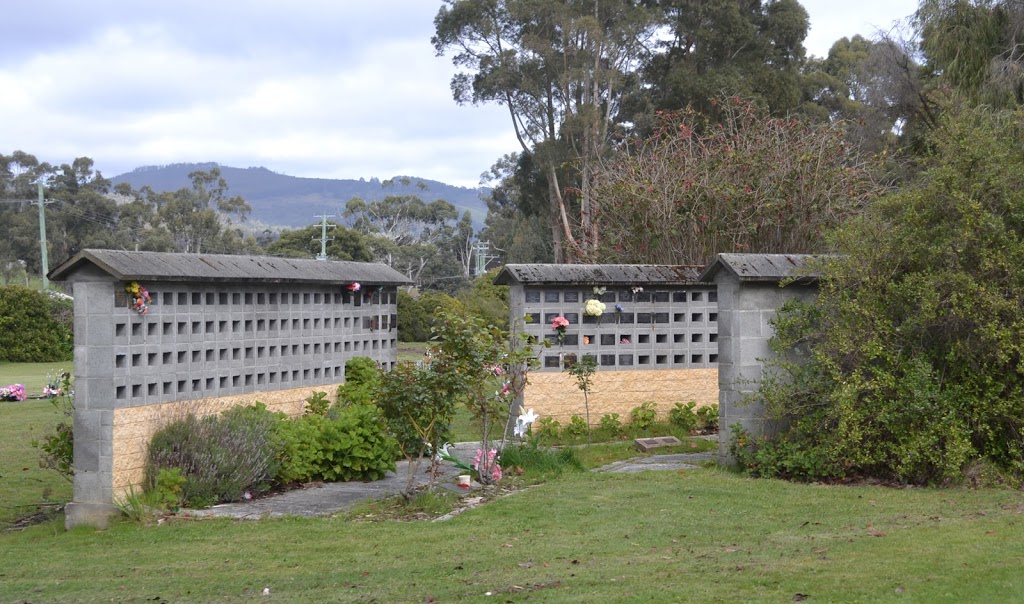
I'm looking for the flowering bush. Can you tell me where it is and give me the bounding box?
[125,281,151,315]
[584,299,606,317]
[0,383,26,401]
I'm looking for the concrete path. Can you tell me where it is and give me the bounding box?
[181,444,713,520]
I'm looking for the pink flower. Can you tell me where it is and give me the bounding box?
[346,282,361,292]
[551,316,569,330]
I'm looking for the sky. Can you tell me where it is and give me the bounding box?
[1,1,919,189]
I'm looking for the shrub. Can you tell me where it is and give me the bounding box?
[629,402,658,430]
[668,402,699,433]
[696,404,719,432]
[32,371,74,480]
[146,404,280,508]
[748,106,1024,484]
[0,285,73,361]
[305,391,330,416]
[275,404,397,484]
[563,415,589,438]
[599,413,622,435]
[375,362,454,462]
[533,417,561,442]
[336,357,380,407]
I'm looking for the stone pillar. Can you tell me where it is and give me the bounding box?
[64,270,119,529]
[714,274,817,463]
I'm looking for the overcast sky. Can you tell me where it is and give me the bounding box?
[1,1,919,189]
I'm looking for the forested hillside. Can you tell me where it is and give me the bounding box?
[111,163,488,228]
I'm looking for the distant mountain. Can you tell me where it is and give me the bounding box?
[110,163,490,229]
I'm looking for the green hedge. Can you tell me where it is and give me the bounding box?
[0,286,73,362]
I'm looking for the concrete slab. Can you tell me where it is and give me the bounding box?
[633,436,683,452]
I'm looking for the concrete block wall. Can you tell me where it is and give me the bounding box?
[713,276,817,461]
[64,275,399,528]
[512,284,719,371]
[110,284,398,406]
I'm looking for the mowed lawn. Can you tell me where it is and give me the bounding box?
[0,362,74,528]
[1,471,1023,602]
[2,361,1024,602]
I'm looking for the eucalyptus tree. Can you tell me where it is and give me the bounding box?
[916,0,1024,107]
[433,0,661,262]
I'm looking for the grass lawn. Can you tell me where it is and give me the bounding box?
[2,361,1022,601]
[396,340,431,364]
[1,470,1022,602]
[0,398,72,528]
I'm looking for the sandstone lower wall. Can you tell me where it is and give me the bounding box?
[111,385,335,500]
[523,368,718,424]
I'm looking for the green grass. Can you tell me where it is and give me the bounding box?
[0,398,72,528]
[1,471,1023,602]
[2,362,1023,601]
[0,361,71,395]
[396,340,431,364]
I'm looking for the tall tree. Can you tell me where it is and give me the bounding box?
[154,167,252,253]
[434,0,660,261]
[478,152,553,264]
[917,0,1024,106]
[624,0,810,130]
[264,222,374,261]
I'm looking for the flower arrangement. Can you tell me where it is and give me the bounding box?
[473,448,502,482]
[125,281,151,315]
[592,286,607,296]
[0,384,26,402]
[345,282,361,292]
[631,286,644,295]
[551,315,569,343]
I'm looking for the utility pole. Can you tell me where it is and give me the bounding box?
[312,214,335,261]
[37,182,51,290]
[473,240,500,276]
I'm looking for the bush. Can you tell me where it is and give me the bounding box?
[375,362,453,461]
[599,413,622,435]
[397,290,461,342]
[274,403,397,484]
[629,402,658,430]
[748,106,1024,484]
[336,357,380,406]
[563,415,589,438]
[696,404,719,432]
[0,285,73,361]
[146,404,280,508]
[533,417,561,442]
[668,402,699,433]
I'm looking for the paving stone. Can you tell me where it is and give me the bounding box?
[633,436,683,452]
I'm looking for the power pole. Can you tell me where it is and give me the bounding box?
[313,214,335,261]
[37,182,51,290]
[473,240,500,276]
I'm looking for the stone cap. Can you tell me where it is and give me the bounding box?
[493,263,705,286]
[48,249,412,286]
[698,253,824,283]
